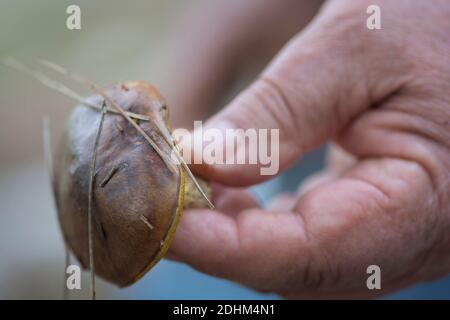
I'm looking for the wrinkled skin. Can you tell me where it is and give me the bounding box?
[168,0,450,298]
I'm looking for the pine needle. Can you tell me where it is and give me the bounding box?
[151,108,214,209]
[42,117,71,300]
[1,57,149,121]
[38,59,213,208]
[38,59,177,173]
[87,102,107,300]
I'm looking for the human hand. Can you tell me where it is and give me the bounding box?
[169,0,450,298]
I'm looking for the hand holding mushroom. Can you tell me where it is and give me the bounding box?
[167,0,450,298]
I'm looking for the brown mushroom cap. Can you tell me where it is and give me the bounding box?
[54,81,184,287]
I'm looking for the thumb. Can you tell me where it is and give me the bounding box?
[181,8,399,186]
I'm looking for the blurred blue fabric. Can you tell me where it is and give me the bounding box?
[125,146,450,299]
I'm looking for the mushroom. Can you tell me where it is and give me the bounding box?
[53,81,211,287]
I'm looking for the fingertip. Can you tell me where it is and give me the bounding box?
[169,207,240,276]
